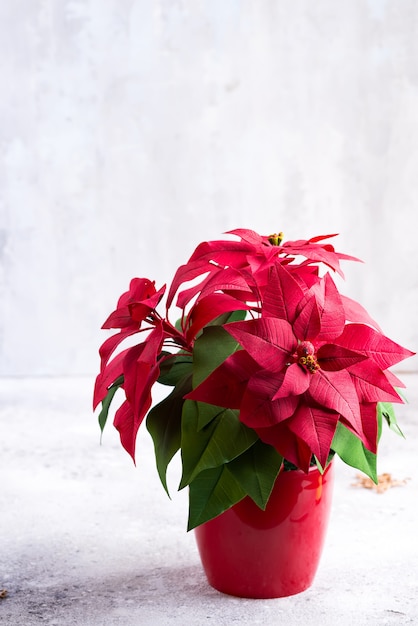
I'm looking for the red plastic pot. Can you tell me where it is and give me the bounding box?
[194,462,334,598]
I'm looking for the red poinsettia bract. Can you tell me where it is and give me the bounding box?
[187,262,413,471]
[94,230,414,474]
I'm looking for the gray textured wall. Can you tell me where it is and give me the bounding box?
[1,1,417,376]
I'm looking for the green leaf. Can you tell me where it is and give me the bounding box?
[332,421,378,483]
[187,440,283,529]
[157,352,193,386]
[378,402,405,438]
[227,439,283,509]
[313,452,335,474]
[226,310,248,323]
[98,375,124,434]
[179,400,258,489]
[190,322,245,430]
[192,325,240,387]
[208,309,248,327]
[146,375,192,495]
[187,464,246,530]
[195,401,223,430]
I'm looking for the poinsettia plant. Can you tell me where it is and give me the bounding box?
[94,229,414,530]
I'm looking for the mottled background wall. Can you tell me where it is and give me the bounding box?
[1,0,417,376]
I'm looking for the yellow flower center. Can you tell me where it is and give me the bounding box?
[296,341,320,374]
[298,354,320,373]
[268,232,284,246]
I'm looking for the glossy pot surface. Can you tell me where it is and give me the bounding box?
[194,463,334,598]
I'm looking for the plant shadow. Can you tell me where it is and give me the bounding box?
[4,562,226,625]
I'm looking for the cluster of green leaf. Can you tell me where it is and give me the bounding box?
[330,400,404,484]
[98,327,405,531]
[146,324,283,530]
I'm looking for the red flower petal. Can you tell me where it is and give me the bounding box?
[288,403,339,469]
[348,360,404,403]
[114,324,164,461]
[256,419,313,472]
[225,318,296,373]
[317,343,368,371]
[339,402,378,454]
[102,278,163,329]
[293,294,321,341]
[340,295,382,330]
[239,372,299,428]
[93,347,130,409]
[98,328,139,372]
[308,369,361,427]
[262,262,304,323]
[186,350,260,409]
[334,324,415,369]
[113,401,136,462]
[272,363,310,399]
[185,293,250,344]
[313,273,346,341]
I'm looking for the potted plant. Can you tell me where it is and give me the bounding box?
[94,229,414,598]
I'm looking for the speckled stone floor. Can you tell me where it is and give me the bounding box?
[1,375,417,625]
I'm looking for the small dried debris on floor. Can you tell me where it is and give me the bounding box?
[0,589,8,599]
[352,472,409,493]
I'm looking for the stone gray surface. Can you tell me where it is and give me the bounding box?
[1,375,417,625]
